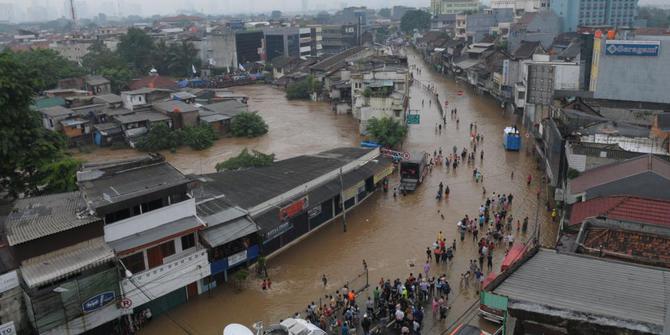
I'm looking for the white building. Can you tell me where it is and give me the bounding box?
[351,65,409,134]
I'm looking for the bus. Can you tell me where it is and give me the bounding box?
[399,151,428,192]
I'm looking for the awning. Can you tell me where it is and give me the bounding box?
[109,216,204,254]
[200,216,259,248]
[21,237,114,288]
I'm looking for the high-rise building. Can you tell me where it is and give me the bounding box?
[550,0,639,32]
[490,0,549,14]
[430,0,480,16]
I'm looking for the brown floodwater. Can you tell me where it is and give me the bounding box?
[123,50,554,335]
[74,85,361,175]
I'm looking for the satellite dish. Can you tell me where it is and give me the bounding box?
[223,324,254,335]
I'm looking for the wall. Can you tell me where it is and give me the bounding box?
[104,198,196,242]
[198,31,238,69]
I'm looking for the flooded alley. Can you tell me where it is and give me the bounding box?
[138,49,554,335]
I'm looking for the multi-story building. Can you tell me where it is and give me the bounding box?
[431,0,480,16]
[49,39,94,64]
[195,28,238,69]
[235,30,264,64]
[264,26,322,61]
[351,64,410,134]
[78,155,210,322]
[550,0,639,32]
[490,0,549,15]
[321,24,360,54]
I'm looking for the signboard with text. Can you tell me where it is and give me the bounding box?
[407,114,420,124]
[0,321,16,335]
[82,291,115,313]
[228,250,247,267]
[0,271,19,294]
[279,196,308,221]
[605,40,660,56]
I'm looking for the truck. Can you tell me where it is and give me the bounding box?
[399,151,428,192]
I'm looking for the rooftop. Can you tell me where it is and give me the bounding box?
[570,154,670,194]
[78,156,189,210]
[569,196,670,227]
[512,40,542,59]
[128,75,178,91]
[93,94,122,105]
[493,249,670,334]
[153,100,199,114]
[202,100,249,117]
[5,192,99,246]
[113,111,171,124]
[84,75,110,86]
[193,148,374,210]
[39,105,74,118]
[310,46,366,72]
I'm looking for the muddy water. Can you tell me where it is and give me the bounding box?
[74,85,361,175]
[137,50,554,335]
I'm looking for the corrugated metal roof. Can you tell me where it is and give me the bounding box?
[6,192,99,246]
[108,216,203,253]
[569,196,670,227]
[493,249,670,333]
[200,216,259,248]
[20,237,114,288]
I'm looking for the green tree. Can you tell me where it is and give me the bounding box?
[366,116,408,148]
[167,40,200,77]
[36,157,81,194]
[8,49,85,92]
[0,52,77,198]
[99,66,134,93]
[215,149,275,171]
[286,75,320,100]
[82,41,133,93]
[400,10,431,33]
[136,123,183,151]
[230,112,269,138]
[183,124,217,150]
[378,8,392,18]
[118,28,155,73]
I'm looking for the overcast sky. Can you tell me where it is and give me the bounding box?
[3,0,666,22]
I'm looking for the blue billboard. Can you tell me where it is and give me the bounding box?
[82,291,115,313]
[605,40,660,56]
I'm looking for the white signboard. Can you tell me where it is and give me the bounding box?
[228,250,247,267]
[0,271,19,294]
[0,321,16,335]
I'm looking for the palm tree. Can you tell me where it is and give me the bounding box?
[167,40,200,77]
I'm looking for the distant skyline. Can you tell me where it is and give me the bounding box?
[0,0,665,23]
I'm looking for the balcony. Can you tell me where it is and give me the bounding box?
[120,249,210,307]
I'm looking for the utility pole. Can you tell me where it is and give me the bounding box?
[339,167,347,232]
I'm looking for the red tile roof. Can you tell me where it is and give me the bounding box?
[570,196,670,227]
[128,75,178,91]
[570,154,670,193]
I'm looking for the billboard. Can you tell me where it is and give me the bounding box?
[605,40,660,56]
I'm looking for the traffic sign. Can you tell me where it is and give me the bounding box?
[119,297,133,309]
[407,114,420,125]
[402,152,411,160]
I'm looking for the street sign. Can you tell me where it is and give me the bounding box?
[119,297,133,309]
[407,114,420,125]
[402,152,411,160]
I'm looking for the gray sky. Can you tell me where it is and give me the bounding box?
[3,0,665,22]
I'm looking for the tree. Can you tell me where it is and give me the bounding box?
[366,116,408,148]
[0,52,77,198]
[167,40,200,77]
[215,149,275,171]
[286,75,320,100]
[8,49,85,93]
[82,41,133,93]
[183,124,217,150]
[36,157,81,194]
[378,8,392,18]
[118,28,155,73]
[400,10,431,33]
[230,112,269,138]
[136,123,183,151]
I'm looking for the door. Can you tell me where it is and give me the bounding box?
[187,282,198,299]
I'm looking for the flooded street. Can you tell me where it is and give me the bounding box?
[137,50,554,335]
[74,85,361,175]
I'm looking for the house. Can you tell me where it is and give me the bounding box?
[199,100,249,134]
[121,88,173,111]
[39,106,75,131]
[487,248,670,335]
[113,111,171,146]
[153,100,199,129]
[351,64,410,134]
[507,10,561,53]
[568,196,670,228]
[84,75,111,95]
[5,192,122,335]
[271,55,303,80]
[566,154,670,204]
[93,123,124,147]
[93,94,123,108]
[170,91,197,103]
[77,155,210,321]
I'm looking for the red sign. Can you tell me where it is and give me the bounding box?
[457,90,464,96]
[444,100,449,106]
[279,196,308,221]
[119,298,132,309]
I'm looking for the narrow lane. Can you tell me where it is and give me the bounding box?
[139,49,554,335]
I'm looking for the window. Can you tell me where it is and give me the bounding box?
[141,198,163,213]
[181,233,196,250]
[121,252,146,274]
[517,91,525,100]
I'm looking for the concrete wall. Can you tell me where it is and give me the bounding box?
[197,31,238,69]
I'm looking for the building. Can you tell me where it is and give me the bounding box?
[550,0,639,32]
[490,0,549,15]
[120,88,172,111]
[321,24,360,54]
[589,36,670,104]
[486,248,670,335]
[78,155,210,322]
[235,31,264,64]
[566,154,670,204]
[264,27,322,61]
[199,100,249,134]
[430,0,480,16]
[507,10,562,53]
[5,192,121,335]
[431,14,457,31]
[568,196,670,228]
[152,100,199,129]
[195,28,238,69]
[392,6,414,21]
[49,39,94,64]
[351,64,410,134]
[84,75,112,95]
[458,8,514,43]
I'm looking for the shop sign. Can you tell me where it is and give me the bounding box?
[279,196,308,221]
[0,322,16,335]
[605,40,660,56]
[266,221,293,241]
[0,271,19,294]
[343,181,364,200]
[307,205,322,219]
[82,291,115,313]
[228,250,247,267]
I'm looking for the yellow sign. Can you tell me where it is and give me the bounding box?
[373,166,394,184]
[589,38,601,92]
[342,181,364,200]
